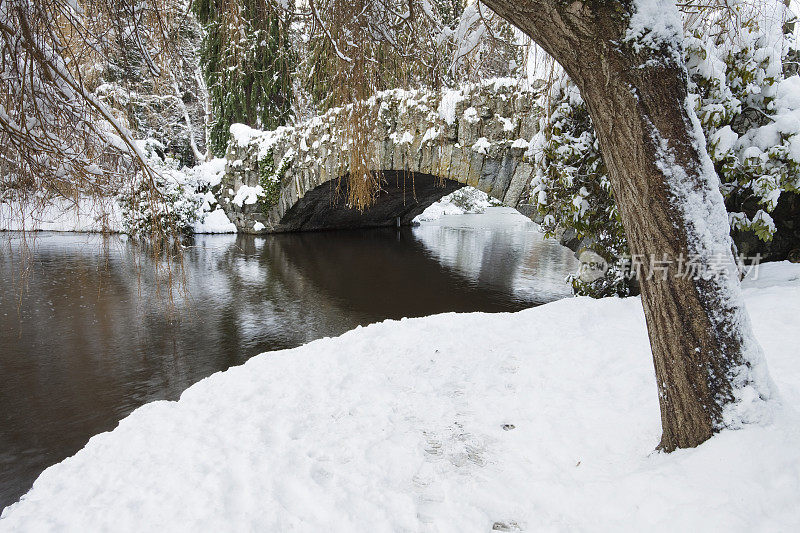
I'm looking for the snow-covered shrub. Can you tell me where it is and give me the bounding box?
[532,2,799,297]
[686,6,800,242]
[116,140,204,238]
[530,80,633,297]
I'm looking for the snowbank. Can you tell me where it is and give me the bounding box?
[192,207,236,234]
[414,187,499,222]
[0,197,123,233]
[2,263,799,531]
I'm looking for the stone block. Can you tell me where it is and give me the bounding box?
[504,161,534,207]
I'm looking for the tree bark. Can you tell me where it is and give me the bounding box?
[482,0,774,451]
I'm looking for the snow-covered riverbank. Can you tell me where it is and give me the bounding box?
[0,158,236,235]
[2,262,799,532]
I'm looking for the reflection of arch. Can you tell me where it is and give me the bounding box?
[263,227,540,317]
[218,83,540,233]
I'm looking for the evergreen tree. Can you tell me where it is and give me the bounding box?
[193,0,295,156]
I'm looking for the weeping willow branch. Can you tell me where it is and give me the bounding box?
[0,0,193,304]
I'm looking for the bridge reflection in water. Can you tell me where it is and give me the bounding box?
[0,211,576,509]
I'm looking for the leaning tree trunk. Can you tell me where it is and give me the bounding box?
[482,0,775,451]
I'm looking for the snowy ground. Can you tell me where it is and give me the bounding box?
[2,263,799,532]
[0,197,124,233]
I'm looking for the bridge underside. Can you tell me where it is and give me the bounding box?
[274,171,464,232]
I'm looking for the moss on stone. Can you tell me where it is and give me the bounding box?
[257,149,294,216]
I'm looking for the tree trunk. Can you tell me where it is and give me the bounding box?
[482,0,774,451]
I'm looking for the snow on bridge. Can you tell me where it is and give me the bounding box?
[218,80,541,233]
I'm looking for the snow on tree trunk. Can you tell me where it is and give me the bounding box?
[483,0,776,450]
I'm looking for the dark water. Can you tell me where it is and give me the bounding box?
[0,208,577,510]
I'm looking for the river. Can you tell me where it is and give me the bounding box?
[0,207,578,510]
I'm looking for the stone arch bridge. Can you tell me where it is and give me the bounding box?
[218,80,542,234]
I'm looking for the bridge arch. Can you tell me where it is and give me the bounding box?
[217,81,541,233]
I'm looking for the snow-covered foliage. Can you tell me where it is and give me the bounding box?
[189,157,238,233]
[530,79,632,297]
[116,141,229,237]
[531,1,800,297]
[193,0,294,156]
[94,4,209,168]
[0,0,150,207]
[444,0,526,82]
[1,153,233,235]
[0,0,210,243]
[116,141,203,238]
[686,2,800,241]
